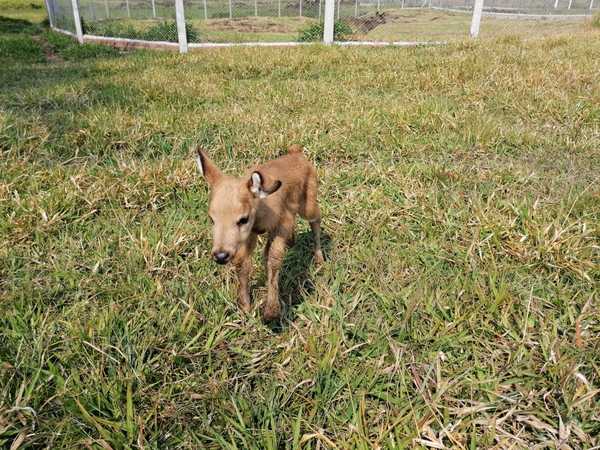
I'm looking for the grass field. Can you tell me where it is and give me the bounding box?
[1,1,600,448]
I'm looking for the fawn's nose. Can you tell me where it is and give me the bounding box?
[213,251,231,265]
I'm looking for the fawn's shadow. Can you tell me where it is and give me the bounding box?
[263,230,332,331]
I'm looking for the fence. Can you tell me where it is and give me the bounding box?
[44,0,597,52]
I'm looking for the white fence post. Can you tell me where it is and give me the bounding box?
[203,0,208,18]
[125,0,131,17]
[151,0,156,17]
[354,0,358,16]
[278,0,281,17]
[71,0,84,43]
[470,0,484,38]
[175,0,188,53]
[300,0,303,15]
[590,0,595,9]
[229,0,232,18]
[255,0,258,15]
[104,0,109,18]
[44,0,55,27]
[554,0,559,8]
[568,0,573,8]
[323,0,334,44]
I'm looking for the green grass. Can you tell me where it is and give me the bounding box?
[1,2,600,449]
[0,0,46,22]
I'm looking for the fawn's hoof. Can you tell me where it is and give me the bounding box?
[238,299,251,314]
[261,302,281,322]
[314,250,324,265]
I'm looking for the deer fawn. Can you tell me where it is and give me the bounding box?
[195,145,323,321]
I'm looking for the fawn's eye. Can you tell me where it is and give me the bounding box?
[237,216,249,226]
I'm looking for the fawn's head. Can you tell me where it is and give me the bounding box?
[195,148,281,265]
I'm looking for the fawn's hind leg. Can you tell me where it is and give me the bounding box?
[309,218,324,265]
[263,227,293,321]
[301,173,324,265]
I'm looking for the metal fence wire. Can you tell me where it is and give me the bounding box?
[79,0,178,41]
[336,0,474,43]
[445,0,596,14]
[474,0,595,41]
[45,0,598,50]
[180,0,322,43]
[47,0,77,32]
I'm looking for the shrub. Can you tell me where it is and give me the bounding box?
[210,11,231,19]
[46,30,120,59]
[83,20,141,39]
[298,20,353,42]
[141,21,177,41]
[85,20,199,43]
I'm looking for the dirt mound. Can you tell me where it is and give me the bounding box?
[206,17,309,33]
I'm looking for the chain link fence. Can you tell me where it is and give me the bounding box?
[439,0,596,14]
[182,0,322,43]
[336,0,473,43]
[475,0,596,41]
[47,0,77,33]
[45,0,597,49]
[78,0,178,42]
[336,0,600,43]
[337,0,596,43]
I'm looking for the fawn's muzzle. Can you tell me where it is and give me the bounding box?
[213,251,231,265]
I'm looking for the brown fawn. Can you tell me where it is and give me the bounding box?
[195,144,323,320]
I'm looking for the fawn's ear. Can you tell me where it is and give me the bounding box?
[194,147,222,187]
[247,171,281,199]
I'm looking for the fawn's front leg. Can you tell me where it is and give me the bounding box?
[236,258,252,313]
[234,233,257,313]
[262,232,289,321]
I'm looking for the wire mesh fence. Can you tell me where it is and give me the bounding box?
[69,0,324,43]
[336,0,596,43]
[45,0,597,49]
[47,0,77,32]
[181,0,322,43]
[336,0,473,43]
[79,0,178,42]
[475,0,595,40]
[438,0,597,14]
